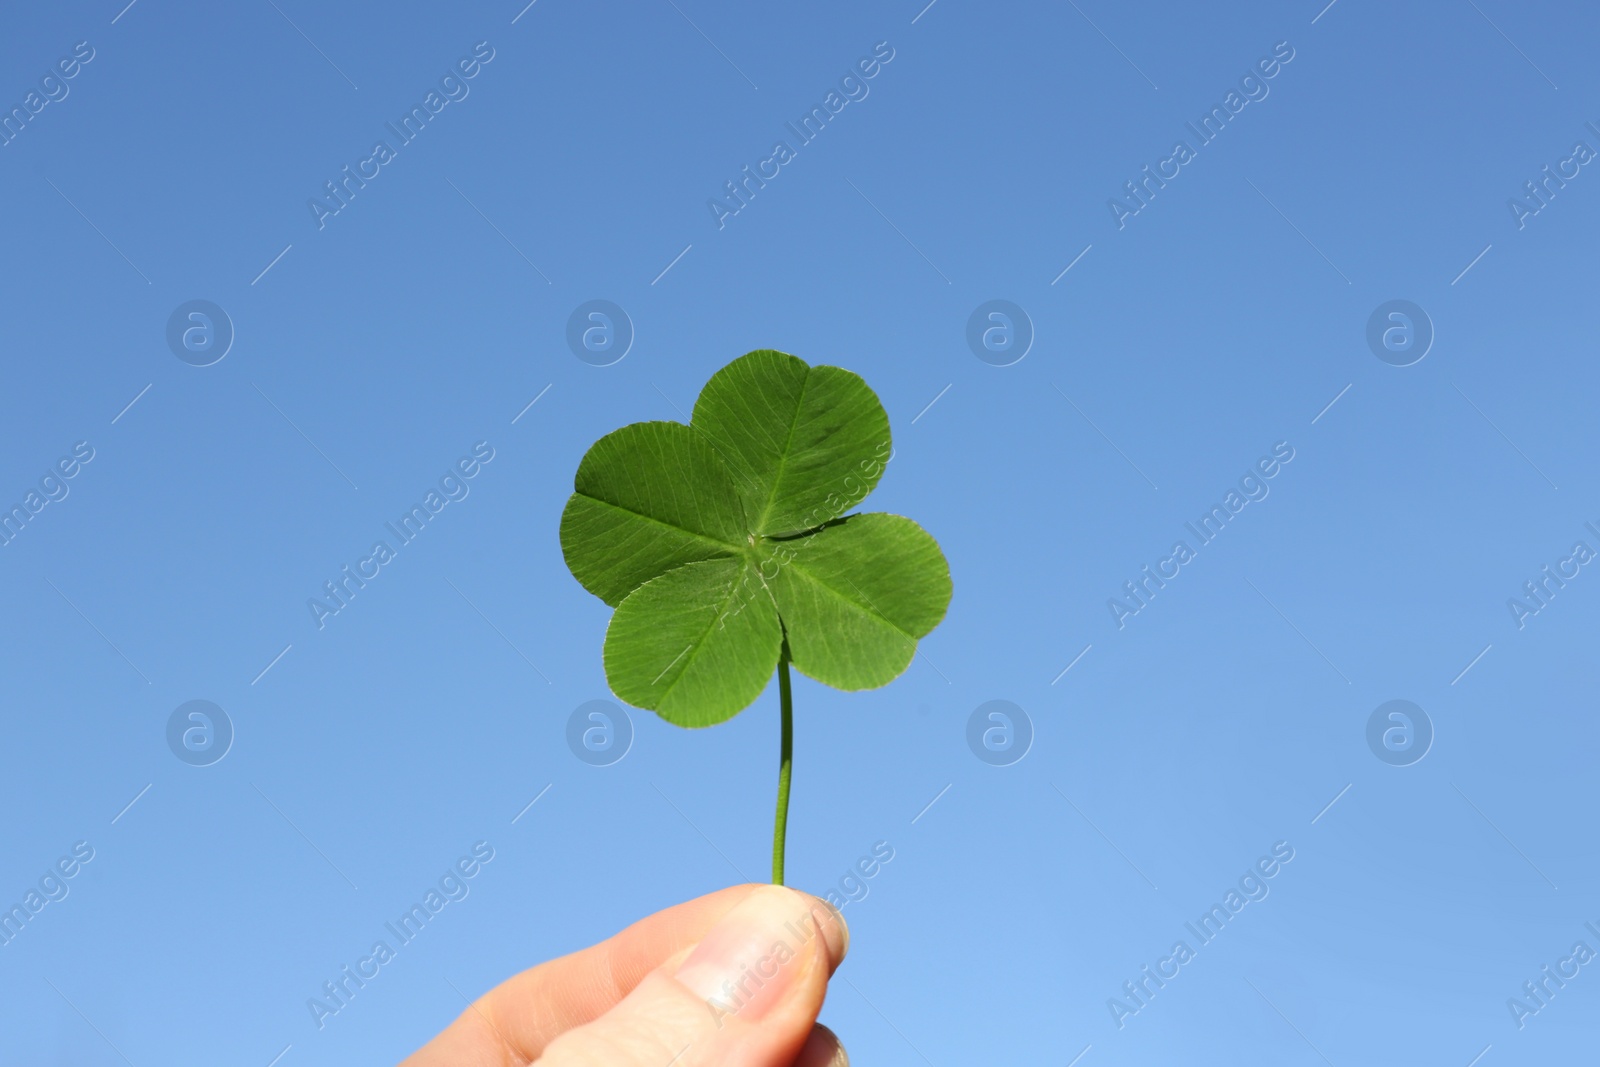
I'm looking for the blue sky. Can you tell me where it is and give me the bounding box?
[2,0,1598,1064]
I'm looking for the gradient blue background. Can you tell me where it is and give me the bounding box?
[2,0,1597,1063]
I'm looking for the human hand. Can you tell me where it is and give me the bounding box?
[403,884,850,1067]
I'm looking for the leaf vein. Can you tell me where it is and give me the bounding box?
[755,366,810,534]
[654,562,769,704]
[577,494,744,554]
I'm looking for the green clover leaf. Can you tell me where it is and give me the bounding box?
[560,349,952,881]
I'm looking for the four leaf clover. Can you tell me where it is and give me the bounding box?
[560,349,952,880]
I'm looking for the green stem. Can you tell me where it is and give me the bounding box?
[772,644,794,886]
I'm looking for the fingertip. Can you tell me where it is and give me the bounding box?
[768,887,849,973]
[806,895,849,973]
[670,885,839,1023]
[543,886,842,1065]
[796,1023,849,1067]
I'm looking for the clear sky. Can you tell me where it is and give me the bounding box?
[2,0,1598,1064]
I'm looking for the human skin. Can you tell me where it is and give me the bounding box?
[402,884,850,1067]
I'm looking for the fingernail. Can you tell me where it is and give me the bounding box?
[814,897,849,968]
[804,1023,850,1067]
[675,886,846,1022]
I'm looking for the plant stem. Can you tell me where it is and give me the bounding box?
[772,644,794,886]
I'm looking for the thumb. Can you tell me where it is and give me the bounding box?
[537,885,848,1067]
